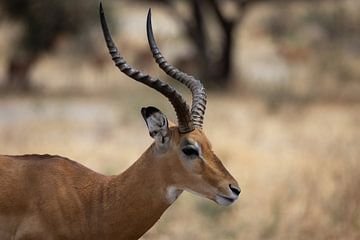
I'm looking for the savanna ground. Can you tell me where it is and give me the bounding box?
[0,89,359,240]
[0,1,360,239]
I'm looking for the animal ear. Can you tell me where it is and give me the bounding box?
[141,106,170,144]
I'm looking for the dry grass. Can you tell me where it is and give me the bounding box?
[0,90,358,240]
[0,2,359,238]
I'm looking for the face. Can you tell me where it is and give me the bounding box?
[142,106,240,206]
[169,128,241,206]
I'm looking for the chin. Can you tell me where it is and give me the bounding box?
[214,195,238,206]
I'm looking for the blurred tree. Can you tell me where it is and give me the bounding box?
[135,0,264,88]
[0,0,98,91]
[139,0,320,88]
[141,0,241,88]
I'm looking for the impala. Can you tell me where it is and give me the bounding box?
[0,4,240,240]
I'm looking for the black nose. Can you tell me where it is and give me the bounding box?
[229,184,241,196]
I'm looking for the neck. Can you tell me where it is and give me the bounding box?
[100,145,181,239]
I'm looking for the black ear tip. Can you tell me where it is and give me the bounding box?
[141,107,147,118]
[141,106,161,119]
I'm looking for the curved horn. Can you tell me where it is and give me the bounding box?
[146,9,207,129]
[100,3,194,133]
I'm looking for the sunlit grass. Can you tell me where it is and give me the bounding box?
[0,91,358,239]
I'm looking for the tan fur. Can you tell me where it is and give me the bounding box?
[0,127,238,240]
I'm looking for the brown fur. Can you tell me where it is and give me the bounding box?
[0,128,238,239]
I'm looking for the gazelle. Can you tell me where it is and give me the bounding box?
[0,4,240,240]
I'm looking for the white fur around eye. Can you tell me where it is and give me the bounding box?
[183,140,204,160]
[193,142,204,159]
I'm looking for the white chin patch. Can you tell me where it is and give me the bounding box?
[215,195,235,206]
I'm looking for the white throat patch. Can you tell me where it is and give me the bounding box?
[166,186,182,204]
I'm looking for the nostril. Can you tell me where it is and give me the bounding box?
[229,184,241,196]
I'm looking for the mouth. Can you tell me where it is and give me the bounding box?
[215,194,238,206]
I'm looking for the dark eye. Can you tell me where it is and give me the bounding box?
[182,147,199,157]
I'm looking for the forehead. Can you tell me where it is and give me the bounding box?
[180,129,212,149]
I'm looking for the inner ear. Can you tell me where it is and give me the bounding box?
[141,106,169,144]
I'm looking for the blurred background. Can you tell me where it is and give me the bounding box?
[0,0,359,239]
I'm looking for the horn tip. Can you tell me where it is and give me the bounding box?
[147,8,152,23]
[99,2,103,12]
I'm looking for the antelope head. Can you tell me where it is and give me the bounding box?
[100,5,240,206]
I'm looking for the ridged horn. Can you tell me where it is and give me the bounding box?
[100,3,194,133]
[146,9,207,129]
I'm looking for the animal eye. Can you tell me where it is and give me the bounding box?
[182,147,198,157]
